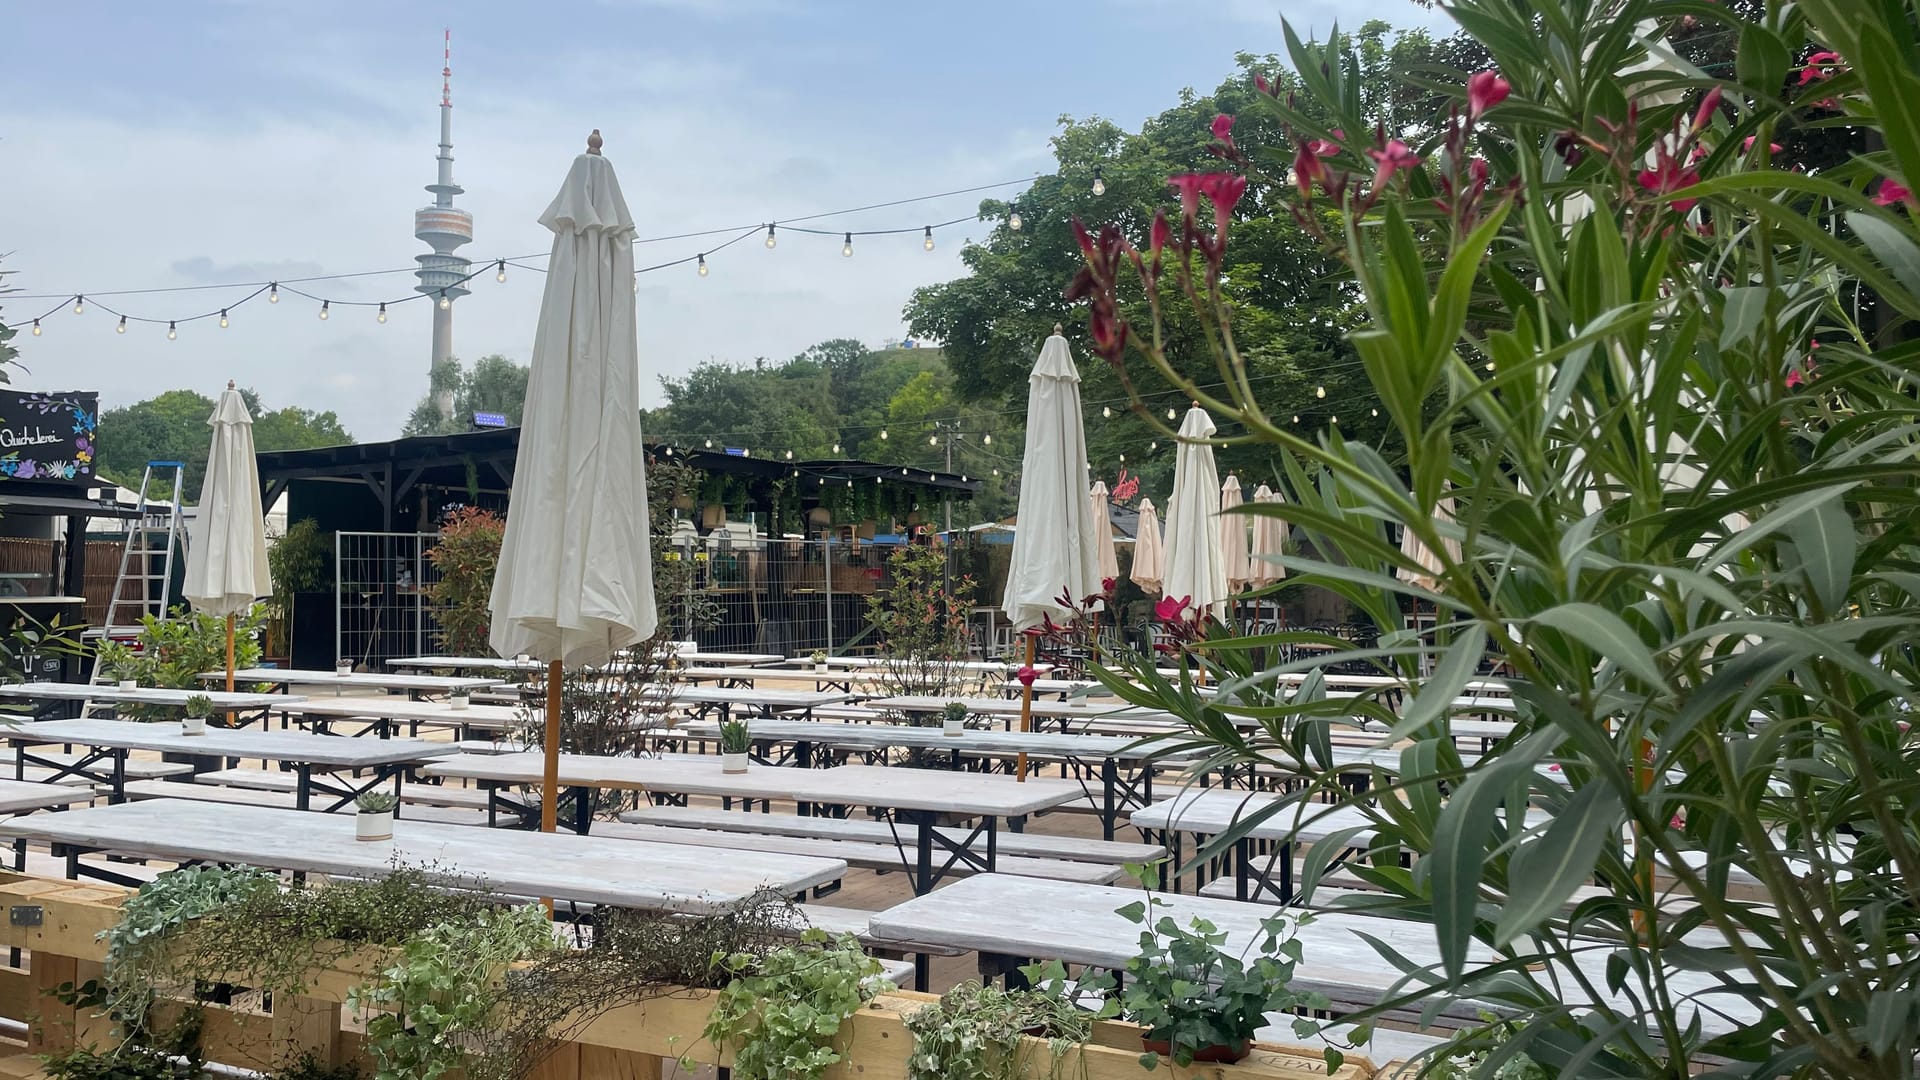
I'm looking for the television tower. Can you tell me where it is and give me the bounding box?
[413,29,472,420]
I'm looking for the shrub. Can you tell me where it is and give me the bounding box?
[424,507,504,657]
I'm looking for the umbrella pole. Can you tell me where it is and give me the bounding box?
[224,614,236,729]
[541,658,561,916]
[1015,634,1035,782]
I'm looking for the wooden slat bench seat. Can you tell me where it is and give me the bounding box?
[620,805,1164,866]
[191,768,527,812]
[119,779,491,826]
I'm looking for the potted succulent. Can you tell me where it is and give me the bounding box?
[180,693,213,736]
[449,690,471,711]
[355,790,398,841]
[1085,895,1320,1067]
[108,656,140,693]
[718,718,751,773]
[810,649,830,673]
[335,657,354,677]
[941,700,970,737]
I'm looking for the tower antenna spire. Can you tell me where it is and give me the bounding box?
[416,28,472,422]
[441,28,452,108]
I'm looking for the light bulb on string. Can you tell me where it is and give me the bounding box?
[72,296,84,316]
[764,224,777,249]
[1008,211,1023,231]
[982,434,991,445]
[495,260,507,284]
[166,322,177,341]
[377,304,387,324]
[218,310,229,329]
[1101,406,1111,418]
[922,227,934,251]
[1330,415,1338,425]
[1291,415,1299,424]
[741,449,750,457]
[1118,454,1126,463]
[1315,385,1326,398]
[1166,407,1176,420]
[842,233,854,258]
[116,316,126,334]
[704,439,713,448]
[831,443,841,454]
[817,477,824,485]
[1485,361,1497,372]
[1149,441,1157,451]
[1370,408,1378,417]
[876,476,882,484]
[847,480,853,488]
[928,435,938,447]
[697,254,708,277]
[439,291,450,310]
[30,320,40,336]
[992,468,999,476]
[318,301,330,321]
[879,428,888,440]
[268,284,279,304]
[785,449,793,459]
[1091,166,1106,196]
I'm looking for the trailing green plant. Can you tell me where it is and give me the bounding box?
[717,717,751,754]
[266,517,334,657]
[267,1054,363,1080]
[349,902,556,1080]
[902,980,1093,1080]
[354,790,398,814]
[424,506,504,657]
[98,865,280,1037]
[180,694,212,719]
[1065,0,1920,1075]
[702,929,888,1080]
[92,608,266,718]
[41,1011,205,1080]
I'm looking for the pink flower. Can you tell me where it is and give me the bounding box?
[1468,157,1489,186]
[1148,209,1171,262]
[1254,73,1270,94]
[1168,173,1206,224]
[1016,665,1038,687]
[1293,143,1328,200]
[1638,157,1703,213]
[1308,135,1341,157]
[1100,576,1118,596]
[1873,178,1914,209]
[1690,86,1723,134]
[1799,50,1844,85]
[1785,367,1804,389]
[1742,136,1783,155]
[1366,139,1422,189]
[1154,595,1191,623]
[1198,173,1248,225]
[1466,70,1510,119]
[1211,113,1235,143]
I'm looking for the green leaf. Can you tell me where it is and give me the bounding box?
[1380,626,1487,744]
[1429,731,1554,983]
[1846,211,1920,300]
[1494,782,1623,946]
[1781,491,1856,613]
[1530,602,1669,693]
[1735,21,1792,96]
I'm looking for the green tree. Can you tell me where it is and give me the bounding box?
[94,388,349,494]
[402,355,531,437]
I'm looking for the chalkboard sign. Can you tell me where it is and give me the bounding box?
[0,391,98,485]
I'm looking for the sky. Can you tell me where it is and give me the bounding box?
[4,0,1444,442]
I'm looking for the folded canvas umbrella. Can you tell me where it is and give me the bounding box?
[1398,496,1462,593]
[1089,481,1120,585]
[1220,474,1252,592]
[1001,327,1100,631]
[1161,406,1228,620]
[181,380,274,699]
[489,131,657,837]
[1249,484,1289,586]
[1130,498,1164,595]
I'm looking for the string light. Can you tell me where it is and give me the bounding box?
[377,303,387,324]
[982,434,991,445]
[785,449,794,459]
[30,320,40,336]
[1370,408,1378,416]
[268,284,279,304]
[438,290,450,310]
[166,321,177,341]
[704,439,713,448]
[879,429,888,440]
[318,301,330,321]
[495,259,507,284]
[831,442,841,454]
[842,232,854,258]
[1167,407,1176,420]
[741,449,750,457]
[1008,211,1023,231]
[697,254,708,277]
[928,435,938,446]
[1102,406,1111,418]
[1118,454,1126,463]
[116,316,126,334]
[1149,441,1157,451]
[1315,385,1326,398]
[922,226,935,252]
[218,309,229,328]
[992,468,999,476]
[1291,414,1299,423]
[1092,167,1106,196]
[72,296,84,315]
[1486,361,1497,372]
[765,224,777,249]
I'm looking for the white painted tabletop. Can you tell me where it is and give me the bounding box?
[815,657,1037,674]
[671,651,787,667]
[0,778,95,814]
[207,668,504,693]
[267,697,526,728]
[869,696,1182,725]
[423,754,1082,817]
[3,718,454,769]
[0,683,298,709]
[668,686,860,711]
[680,718,1188,761]
[866,875,1752,1036]
[672,667,865,686]
[0,799,847,910]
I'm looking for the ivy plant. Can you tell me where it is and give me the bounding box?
[702,930,887,1080]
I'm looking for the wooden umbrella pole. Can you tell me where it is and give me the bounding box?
[541,658,561,916]
[1015,634,1036,782]
[224,614,236,728]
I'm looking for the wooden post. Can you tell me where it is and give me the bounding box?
[225,613,237,728]
[542,658,562,916]
[1015,634,1036,782]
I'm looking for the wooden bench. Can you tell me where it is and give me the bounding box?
[191,768,525,812]
[591,820,1124,886]
[620,805,1164,866]
[3,750,193,781]
[119,779,491,826]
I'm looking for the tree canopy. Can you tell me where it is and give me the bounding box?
[93,388,350,495]
[402,355,533,437]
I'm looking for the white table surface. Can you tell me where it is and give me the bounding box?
[266,697,526,728]
[422,755,1083,818]
[680,718,1186,761]
[816,657,1048,676]
[208,668,504,693]
[0,683,299,709]
[668,686,861,712]
[869,695,1182,725]
[866,875,1751,1036]
[0,778,95,814]
[672,667,865,686]
[3,718,454,769]
[0,799,847,910]
[671,651,787,667]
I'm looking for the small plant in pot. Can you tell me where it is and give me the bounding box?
[355,790,398,841]
[107,653,140,693]
[1085,894,1323,1067]
[335,657,353,677]
[449,689,471,711]
[941,700,970,737]
[180,693,213,736]
[718,718,751,772]
[810,649,829,673]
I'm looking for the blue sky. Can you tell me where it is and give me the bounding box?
[5,0,1442,439]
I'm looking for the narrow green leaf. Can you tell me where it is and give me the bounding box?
[1781,492,1856,614]
[1846,211,1920,299]
[1493,782,1622,946]
[1530,602,1669,693]
[1429,733,1553,983]
[1381,626,1487,744]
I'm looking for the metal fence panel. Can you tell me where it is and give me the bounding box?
[335,531,442,670]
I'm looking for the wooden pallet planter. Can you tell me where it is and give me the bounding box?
[0,875,1377,1080]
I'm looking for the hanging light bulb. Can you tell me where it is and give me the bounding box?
[992,468,999,476]
[1330,415,1339,425]
[1167,407,1177,420]
[785,449,794,459]
[741,449,750,457]
[922,226,935,251]
[116,316,126,334]
[377,303,387,324]
[901,468,909,476]
[166,322,177,341]
[1370,408,1379,417]
[1485,361,1497,372]
[817,477,825,485]
[961,474,968,482]
[268,283,279,304]
[876,476,882,484]
[1008,211,1023,231]
[880,428,889,440]
[218,309,229,329]
[72,296,84,316]
[1149,441,1157,451]
[1315,385,1326,398]
[318,301,330,321]
[1092,166,1106,196]
[847,479,853,488]
[842,232,854,258]
[929,435,938,446]
[982,434,991,446]
[697,254,708,277]
[704,438,713,448]
[439,290,450,310]
[30,320,40,336]
[831,442,841,454]
[1291,414,1299,423]
[1118,454,1126,463]
[495,259,507,284]
[764,224,777,249]
[1102,406,1111,418]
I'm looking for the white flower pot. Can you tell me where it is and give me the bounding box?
[815,663,830,674]
[117,680,137,692]
[721,752,749,773]
[356,811,393,841]
[943,718,965,736]
[181,716,207,736]
[450,695,470,711]
[335,662,353,677]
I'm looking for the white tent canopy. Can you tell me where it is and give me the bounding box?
[1000,330,1100,630]
[181,382,272,619]
[1161,406,1228,620]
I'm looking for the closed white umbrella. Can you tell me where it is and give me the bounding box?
[1130,498,1164,594]
[1001,327,1100,630]
[1399,496,1462,593]
[488,131,657,838]
[1089,481,1120,585]
[1161,406,1228,620]
[1220,475,1252,592]
[181,380,274,700]
[1249,484,1289,586]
